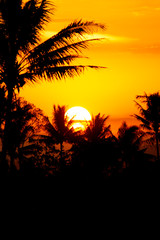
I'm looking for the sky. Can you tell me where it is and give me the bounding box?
[20,0,160,134]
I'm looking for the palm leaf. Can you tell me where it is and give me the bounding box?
[26,38,100,65]
[133,114,152,130]
[26,65,101,82]
[18,0,54,52]
[28,19,105,53]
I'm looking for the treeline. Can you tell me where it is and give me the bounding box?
[0,88,160,181]
[0,1,160,182]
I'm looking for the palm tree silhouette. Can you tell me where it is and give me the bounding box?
[84,113,111,143]
[71,113,112,179]
[43,105,77,170]
[0,0,105,170]
[134,92,160,161]
[7,97,45,173]
[116,121,144,168]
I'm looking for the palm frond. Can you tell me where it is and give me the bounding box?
[19,35,105,83]
[136,92,148,101]
[27,38,101,64]
[27,53,86,73]
[24,65,103,82]
[1,2,106,87]
[133,114,151,128]
[30,19,105,53]
[134,100,147,115]
[85,113,110,142]
[57,19,105,37]
[18,0,54,52]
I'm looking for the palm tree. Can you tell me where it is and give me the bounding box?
[117,121,144,168]
[0,0,105,170]
[71,113,112,179]
[6,97,45,172]
[84,113,111,143]
[44,105,77,169]
[134,92,160,161]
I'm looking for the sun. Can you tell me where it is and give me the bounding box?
[65,106,91,131]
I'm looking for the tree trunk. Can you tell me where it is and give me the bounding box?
[60,141,65,170]
[1,35,16,175]
[1,87,14,175]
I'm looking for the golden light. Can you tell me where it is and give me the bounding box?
[65,106,91,131]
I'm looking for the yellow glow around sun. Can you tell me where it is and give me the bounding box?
[65,106,91,130]
[71,122,86,131]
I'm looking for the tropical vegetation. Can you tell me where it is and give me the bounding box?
[0,0,105,172]
[0,1,159,182]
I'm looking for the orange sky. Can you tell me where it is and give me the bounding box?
[20,0,160,134]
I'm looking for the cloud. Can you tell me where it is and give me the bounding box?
[43,31,136,44]
[85,33,137,44]
[128,44,160,54]
[53,18,74,23]
[105,34,137,43]
[132,6,160,16]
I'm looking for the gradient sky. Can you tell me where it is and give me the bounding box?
[20,0,160,134]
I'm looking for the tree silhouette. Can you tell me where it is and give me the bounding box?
[70,113,112,180]
[116,121,144,169]
[84,113,111,143]
[6,97,45,173]
[0,0,105,171]
[134,92,160,161]
[43,105,77,171]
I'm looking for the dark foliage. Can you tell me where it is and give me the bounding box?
[0,0,106,174]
